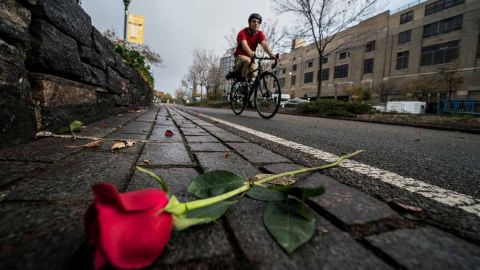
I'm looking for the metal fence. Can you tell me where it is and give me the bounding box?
[438,100,480,115]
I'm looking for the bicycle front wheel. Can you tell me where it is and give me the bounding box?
[254,72,281,119]
[230,80,247,115]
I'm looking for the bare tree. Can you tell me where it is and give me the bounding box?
[189,49,219,101]
[273,0,380,98]
[438,67,463,101]
[373,80,398,102]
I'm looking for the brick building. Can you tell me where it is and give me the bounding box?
[276,0,480,102]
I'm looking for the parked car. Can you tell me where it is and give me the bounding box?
[283,98,310,108]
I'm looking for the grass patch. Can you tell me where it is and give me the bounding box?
[185,101,230,108]
[296,99,372,117]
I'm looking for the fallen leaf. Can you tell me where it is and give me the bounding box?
[165,130,174,137]
[317,228,329,236]
[67,140,103,149]
[255,174,296,186]
[143,160,150,164]
[117,114,123,117]
[389,201,423,213]
[111,140,136,150]
[224,151,230,158]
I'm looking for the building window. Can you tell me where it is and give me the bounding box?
[399,30,411,44]
[334,64,349,79]
[305,59,314,68]
[337,51,349,60]
[292,64,297,71]
[425,0,465,16]
[304,71,314,83]
[421,40,460,66]
[365,41,376,52]
[363,58,374,74]
[291,75,296,86]
[423,15,463,38]
[396,51,409,70]
[322,57,328,64]
[318,68,329,81]
[400,10,413,24]
[278,78,286,87]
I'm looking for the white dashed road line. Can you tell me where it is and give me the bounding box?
[188,110,480,218]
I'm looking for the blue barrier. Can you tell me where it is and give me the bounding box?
[438,100,480,115]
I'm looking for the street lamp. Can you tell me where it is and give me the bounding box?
[123,0,131,42]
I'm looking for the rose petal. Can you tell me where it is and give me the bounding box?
[96,204,172,268]
[165,130,173,137]
[91,183,169,211]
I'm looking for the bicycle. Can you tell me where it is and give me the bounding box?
[228,55,281,119]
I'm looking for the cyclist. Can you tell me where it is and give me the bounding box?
[231,13,278,81]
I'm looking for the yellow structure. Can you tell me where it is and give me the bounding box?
[127,13,144,44]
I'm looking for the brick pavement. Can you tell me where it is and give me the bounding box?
[0,105,479,269]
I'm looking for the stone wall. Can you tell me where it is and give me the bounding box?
[0,0,153,147]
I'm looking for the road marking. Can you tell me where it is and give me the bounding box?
[179,109,480,218]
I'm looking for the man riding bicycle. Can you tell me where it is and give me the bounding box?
[231,13,279,81]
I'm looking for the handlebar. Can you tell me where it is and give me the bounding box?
[249,54,279,69]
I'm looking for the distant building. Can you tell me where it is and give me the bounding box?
[277,0,480,102]
[219,49,235,99]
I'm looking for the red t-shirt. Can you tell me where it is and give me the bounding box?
[234,28,266,57]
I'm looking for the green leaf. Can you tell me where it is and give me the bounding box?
[247,186,286,202]
[187,170,245,198]
[270,186,325,201]
[136,166,170,195]
[263,198,316,254]
[69,120,84,132]
[173,200,236,231]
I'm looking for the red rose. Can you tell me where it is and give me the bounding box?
[84,183,172,269]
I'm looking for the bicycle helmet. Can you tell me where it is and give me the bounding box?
[248,13,262,24]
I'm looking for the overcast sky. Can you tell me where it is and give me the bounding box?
[82,0,413,95]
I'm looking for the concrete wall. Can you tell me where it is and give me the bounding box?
[0,0,153,147]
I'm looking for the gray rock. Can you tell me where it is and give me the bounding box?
[0,0,31,44]
[366,227,480,270]
[79,45,106,70]
[0,39,34,147]
[92,27,115,67]
[81,63,107,87]
[29,19,83,78]
[33,0,92,46]
[107,66,128,94]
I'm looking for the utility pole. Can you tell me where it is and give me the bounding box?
[123,0,131,42]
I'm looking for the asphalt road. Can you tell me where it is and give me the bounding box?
[180,106,480,243]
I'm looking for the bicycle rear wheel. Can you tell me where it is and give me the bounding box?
[230,80,247,115]
[254,72,281,119]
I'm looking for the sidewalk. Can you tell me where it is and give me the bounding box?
[0,105,479,269]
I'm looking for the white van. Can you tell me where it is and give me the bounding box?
[386,101,426,114]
